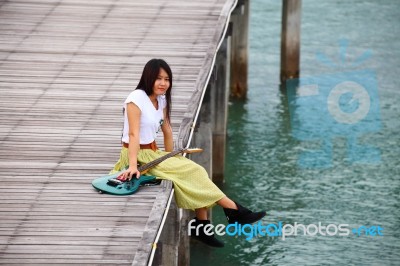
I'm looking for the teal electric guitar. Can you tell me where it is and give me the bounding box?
[92,148,202,195]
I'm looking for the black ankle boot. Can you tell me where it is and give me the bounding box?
[189,218,224,248]
[223,202,266,225]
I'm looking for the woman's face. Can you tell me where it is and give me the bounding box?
[152,68,170,96]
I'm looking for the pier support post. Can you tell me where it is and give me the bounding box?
[212,36,230,185]
[280,0,302,83]
[230,0,249,99]
[191,79,214,218]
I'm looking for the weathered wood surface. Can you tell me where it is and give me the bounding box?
[0,0,236,265]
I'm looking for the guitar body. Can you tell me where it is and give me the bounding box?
[92,148,202,196]
[92,171,157,195]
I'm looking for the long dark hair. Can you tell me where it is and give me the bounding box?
[136,58,173,123]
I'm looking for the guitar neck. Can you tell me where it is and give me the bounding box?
[138,149,183,173]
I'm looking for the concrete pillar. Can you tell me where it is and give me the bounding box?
[280,0,302,83]
[212,36,230,185]
[230,0,249,98]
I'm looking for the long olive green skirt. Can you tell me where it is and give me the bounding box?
[110,147,226,210]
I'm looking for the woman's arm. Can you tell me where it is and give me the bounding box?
[162,109,173,152]
[121,102,141,180]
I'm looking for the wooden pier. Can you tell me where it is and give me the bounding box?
[0,0,243,265]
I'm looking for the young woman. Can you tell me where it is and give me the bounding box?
[110,58,265,247]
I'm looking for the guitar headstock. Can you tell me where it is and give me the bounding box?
[182,148,203,154]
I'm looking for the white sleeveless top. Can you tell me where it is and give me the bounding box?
[121,89,166,144]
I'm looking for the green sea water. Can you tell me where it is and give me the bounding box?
[191,0,400,265]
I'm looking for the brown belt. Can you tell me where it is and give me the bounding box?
[122,141,157,151]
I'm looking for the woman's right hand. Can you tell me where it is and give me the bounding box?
[118,166,141,181]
